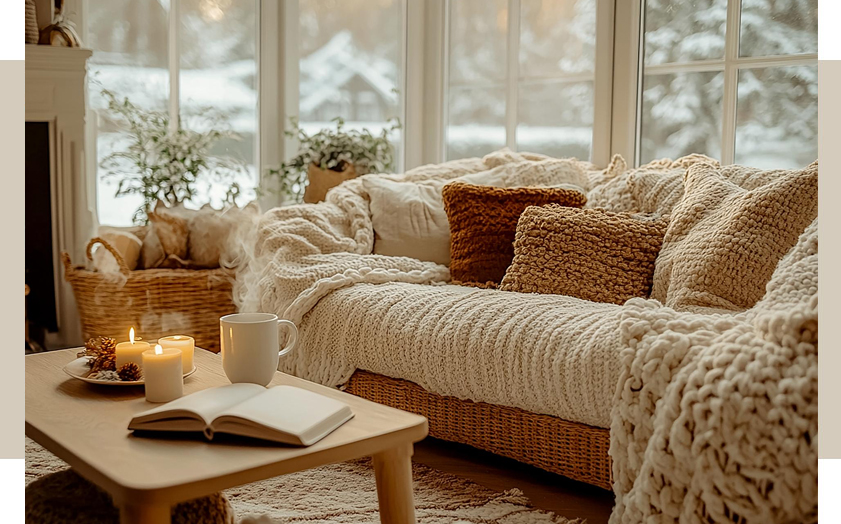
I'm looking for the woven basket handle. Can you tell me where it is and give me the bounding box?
[86,237,131,276]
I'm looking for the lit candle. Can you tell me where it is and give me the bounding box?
[115,328,152,370]
[158,335,194,373]
[142,344,183,403]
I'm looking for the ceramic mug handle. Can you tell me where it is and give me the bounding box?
[277,319,298,358]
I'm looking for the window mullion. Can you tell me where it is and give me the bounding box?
[504,0,520,150]
[168,0,180,133]
[721,0,742,165]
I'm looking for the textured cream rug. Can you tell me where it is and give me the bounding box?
[26,438,579,524]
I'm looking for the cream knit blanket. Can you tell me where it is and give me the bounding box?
[610,219,818,524]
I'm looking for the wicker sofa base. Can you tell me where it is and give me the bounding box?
[345,370,613,491]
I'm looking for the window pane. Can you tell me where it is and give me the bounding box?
[449,0,508,84]
[517,81,593,159]
[447,86,506,160]
[298,0,404,163]
[739,0,817,57]
[180,0,258,209]
[88,0,169,226]
[643,0,727,66]
[519,0,596,77]
[640,71,724,163]
[735,65,817,168]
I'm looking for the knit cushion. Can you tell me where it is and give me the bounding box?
[627,155,790,215]
[651,161,818,312]
[443,182,586,286]
[500,206,668,304]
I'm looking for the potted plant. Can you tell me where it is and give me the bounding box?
[98,88,247,224]
[263,116,400,204]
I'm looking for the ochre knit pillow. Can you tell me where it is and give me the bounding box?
[651,161,818,312]
[500,206,668,304]
[442,182,586,286]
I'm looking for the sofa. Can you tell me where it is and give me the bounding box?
[235,149,818,523]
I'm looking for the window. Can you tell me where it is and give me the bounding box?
[88,0,259,226]
[639,0,817,168]
[444,0,604,162]
[296,0,405,163]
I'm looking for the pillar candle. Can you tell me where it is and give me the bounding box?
[115,328,151,370]
[142,345,183,403]
[158,335,194,373]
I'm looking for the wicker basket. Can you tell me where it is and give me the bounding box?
[345,370,613,490]
[62,237,236,352]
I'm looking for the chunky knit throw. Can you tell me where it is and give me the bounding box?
[651,161,818,312]
[442,182,586,286]
[500,206,668,304]
[611,219,818,524]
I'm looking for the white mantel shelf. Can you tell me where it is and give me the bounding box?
[25,45,93,71]
[26,44,95,348]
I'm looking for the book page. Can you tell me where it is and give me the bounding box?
[133,383,265,425]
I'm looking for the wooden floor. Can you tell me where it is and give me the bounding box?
[413,437,614,524]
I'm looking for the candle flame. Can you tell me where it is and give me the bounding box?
[174,336,181,340]
[155,344,163,355]
[129,327,135,344]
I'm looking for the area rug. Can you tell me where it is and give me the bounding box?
[26,438,581,523]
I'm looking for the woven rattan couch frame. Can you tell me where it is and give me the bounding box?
[345,370,613,490]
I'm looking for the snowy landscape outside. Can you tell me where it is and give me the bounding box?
[88,0,816,226]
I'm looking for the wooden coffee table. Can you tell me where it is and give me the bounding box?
[26,348,428,524]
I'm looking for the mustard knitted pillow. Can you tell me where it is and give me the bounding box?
[500,206,668,304]
[442,182,586,286]
[651,161,818,312]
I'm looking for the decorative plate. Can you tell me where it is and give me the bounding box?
[63,357,197,386]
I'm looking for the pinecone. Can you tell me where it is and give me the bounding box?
[78,338,100,359]
[98,337,117,355]
[91,352,117,373]
[117,362,142,382]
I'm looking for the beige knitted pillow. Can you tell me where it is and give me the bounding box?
[627,155,797,215]
[651,161,818,312]
[500,206,669,304]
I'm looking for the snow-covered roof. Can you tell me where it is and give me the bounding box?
[299,31,398,114]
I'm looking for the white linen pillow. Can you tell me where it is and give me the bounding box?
[363,177,451,266]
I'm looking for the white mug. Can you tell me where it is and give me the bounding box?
[220,313,298,386]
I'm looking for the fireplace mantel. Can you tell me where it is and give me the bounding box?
[26,45,95,348]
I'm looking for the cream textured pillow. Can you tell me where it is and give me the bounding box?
[188,202,260,268]
[626,154,799,215]
[651,161,818,312]
[500,206,668,304]
[363,177,451,265]
[148,202,190,260]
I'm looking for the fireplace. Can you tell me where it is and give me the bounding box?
[25,45,95,349]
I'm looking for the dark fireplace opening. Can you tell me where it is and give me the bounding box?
[26,122,57,351]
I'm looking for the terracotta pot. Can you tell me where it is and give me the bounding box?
[303,162,358,204]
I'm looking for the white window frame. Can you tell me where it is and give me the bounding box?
[612,0,818,167]
[430,0,616,167]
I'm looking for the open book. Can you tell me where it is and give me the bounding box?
[128,384,354,446]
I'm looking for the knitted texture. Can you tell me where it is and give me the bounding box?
[233,151,594,377]
[610,220,818,524]
[442,182,586,286]
[500,206,668,305]
[299,281,623,427]
[626,154,801,215]
[651,161,818,312]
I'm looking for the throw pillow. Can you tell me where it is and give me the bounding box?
[442,182,586,286]
[500,206,668,304]
[583,154,635,212]
[651,161,818,312]
[626,154,803,215]
[364,177,451,265]
[148,202,190,260]
[188,202,260,268]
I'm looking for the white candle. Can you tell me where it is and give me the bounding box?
[142,345,183,403]
[158,335,194,373]
[116,328,151,370]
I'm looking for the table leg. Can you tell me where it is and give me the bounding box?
[118,502,171,524]
[372,443,417,524]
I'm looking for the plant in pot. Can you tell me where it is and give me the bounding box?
[263,116,400,204]
[98,88,247,225]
